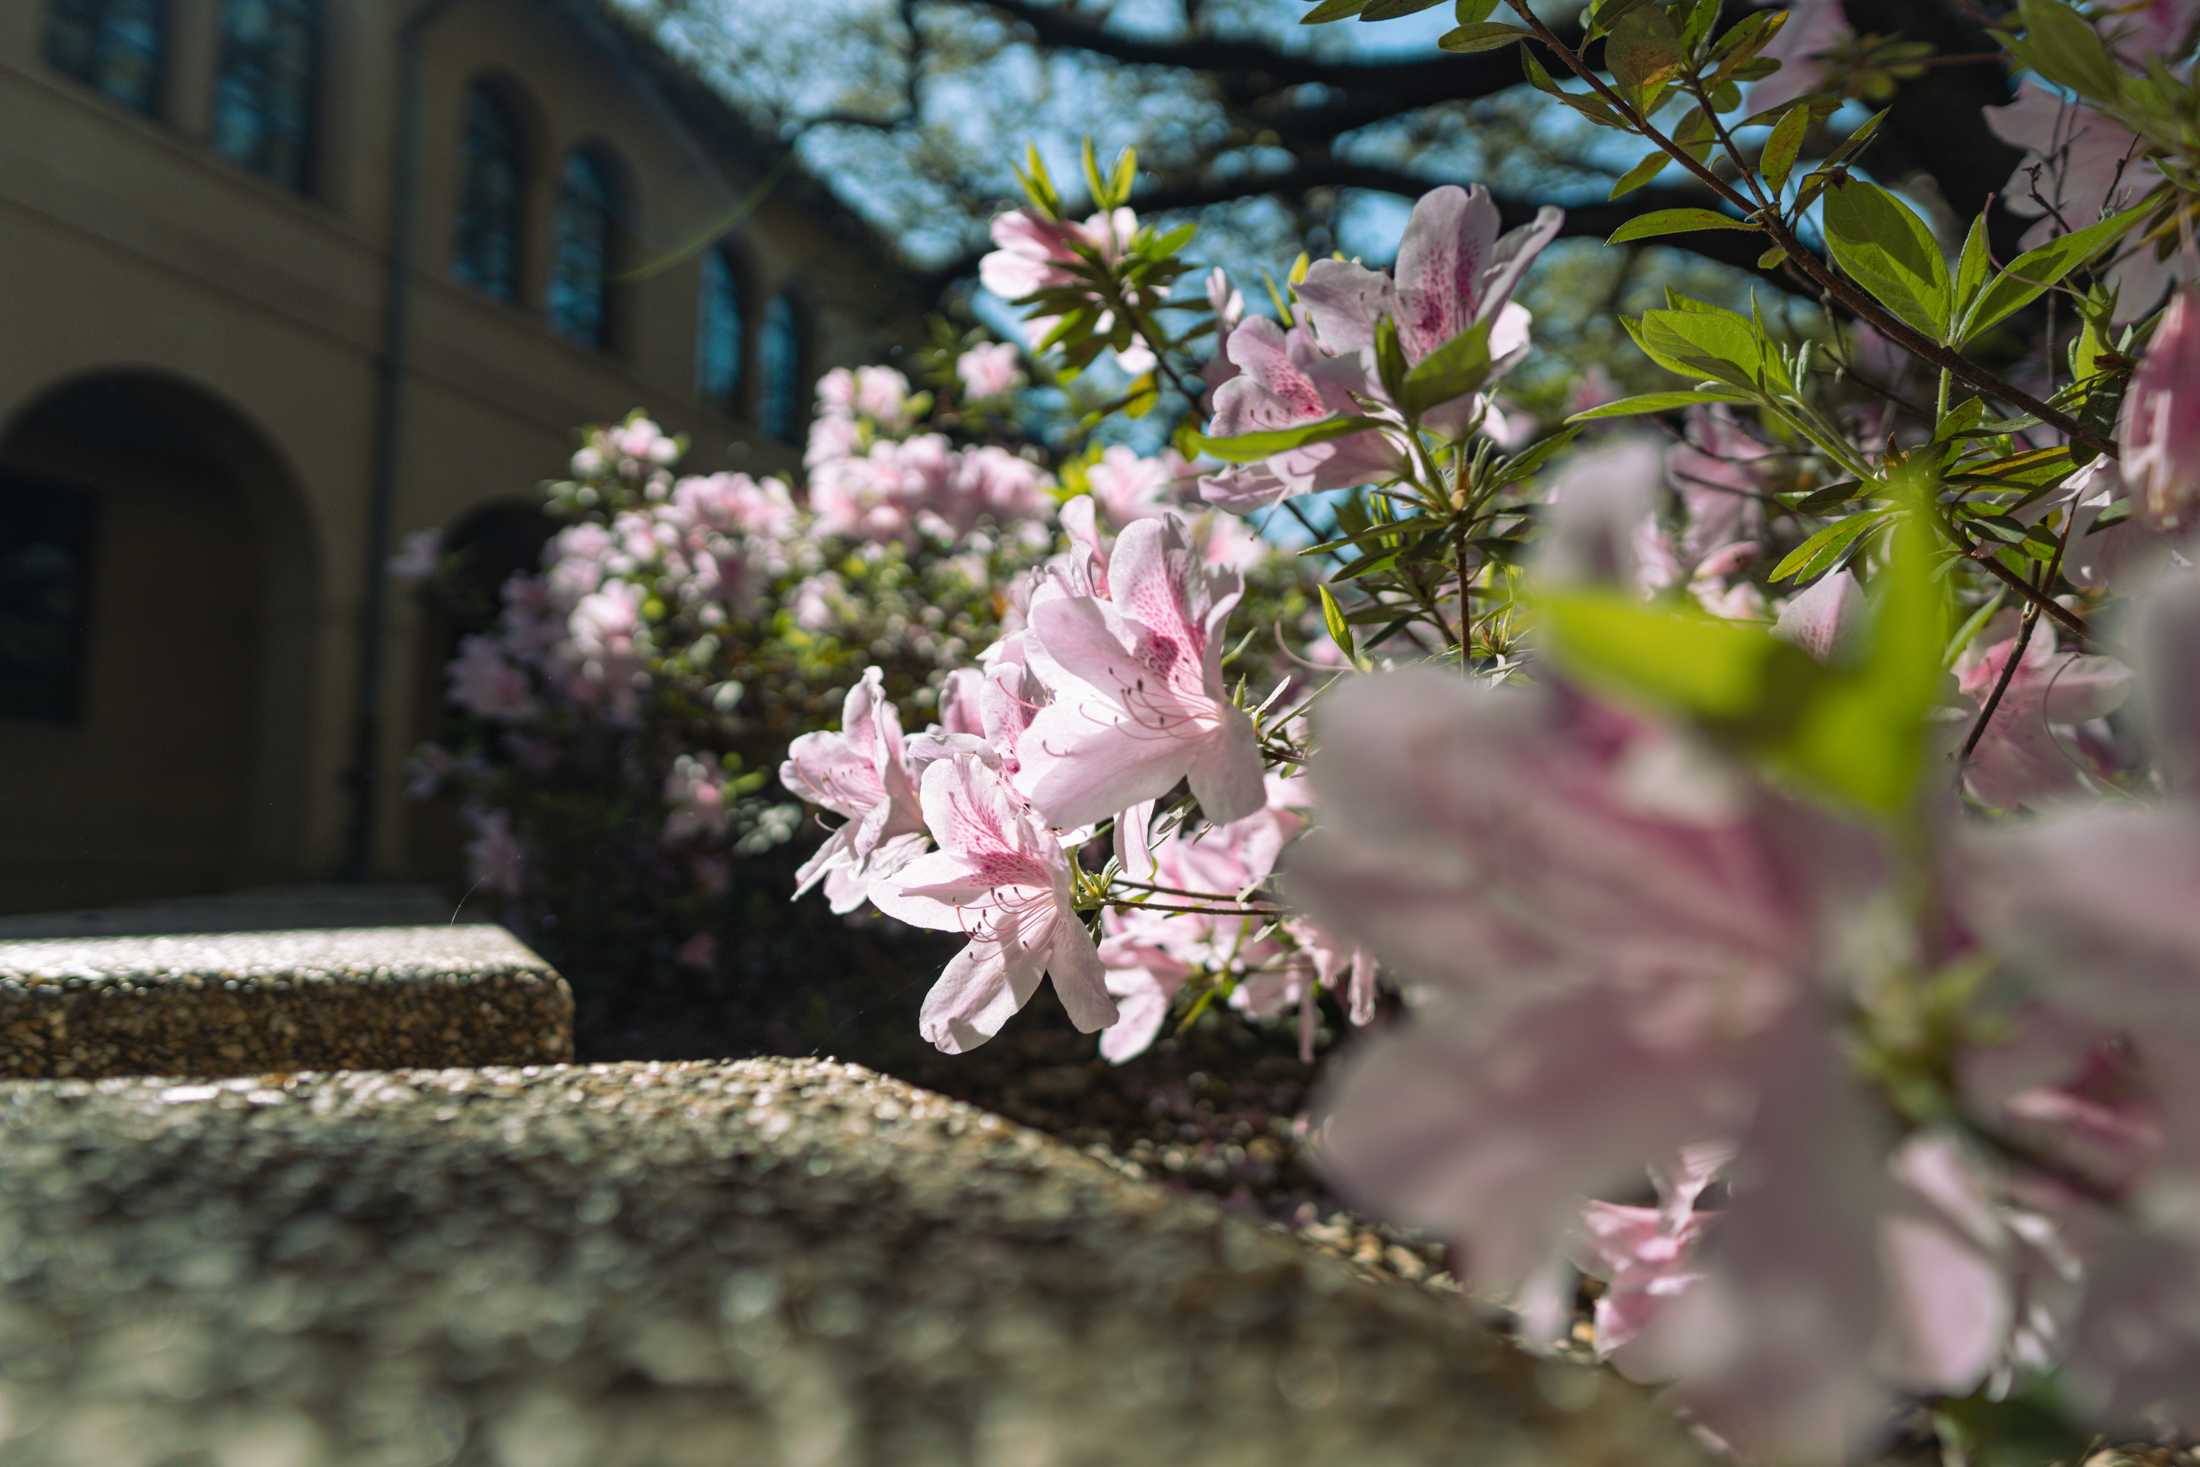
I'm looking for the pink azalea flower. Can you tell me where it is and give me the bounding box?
[956,342,1025,400]
[780,667,931,914]
[1015,513,1267,827]
[1986,85,2182,320]
[2104,0,2200,63]
[871,752,1117,1052]
[662,753,729,845]
[980,207,1157,374]
[1085,445,1183,526]
[1294,184,1561,373]
[448,634,538,721]
[1198,317,1398,510]
[1743,0,1852,115]
[1666,407,1772,564]
[674,932,718,971]
[2120,286,2200,531]
[1774,569,1867,662]
[1955,619,2131,809]
[464,808,526,897]
[1570,1143,1731,1370]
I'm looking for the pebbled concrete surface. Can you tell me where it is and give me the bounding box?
[0,925,572,1079]
[0,1057,1712,1467]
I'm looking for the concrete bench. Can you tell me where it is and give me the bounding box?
[0,924,573,1079]
[0,1057,1710,1467]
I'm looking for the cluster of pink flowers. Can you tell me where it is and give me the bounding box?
[803,365,1055,545]
[981,206,1158,374]
[1198,185,1559,512]
[785,495,1353,1060]
[786,125,2200,1448]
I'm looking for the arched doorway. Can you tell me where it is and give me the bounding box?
[0,370,318,913]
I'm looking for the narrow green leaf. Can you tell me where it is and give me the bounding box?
[1301,0,1370,21]
[1610,149,1674,199]
[1192,415,1381,463]
[1769,506,1895,583]
[1438,20,1532,52]
[1761,106,1810,193]
[1566,388,1754,422]
[1953,213,1992,322]
[1360,0,1446,17]
[1608,208,1759,245]
[1318,584,1357,663]
[1958,201,2155,344]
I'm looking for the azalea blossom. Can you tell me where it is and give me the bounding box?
[979,206,1157,374]
[1015,513,1267,827]
[1985,85,2181,320]
[1294,184,1560,377]
[956,342,1025,400]
[1744,0,1852,115]
[2121,286,2200,531]
[1199,317,1398,511]
[1954,619,2131,809]
[780,667,930,914]
[871,752,1117,1053]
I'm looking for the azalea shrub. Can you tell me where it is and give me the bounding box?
[405,347,1308,1037]
[776,0,2200,1456]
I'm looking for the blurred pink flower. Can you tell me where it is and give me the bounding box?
[1744,0,1851,114]
[2121,287,2200,531]
[956,342,1024,400]
[448,634,538,721]
[464,808,526,897]
[1954,618,2131,809]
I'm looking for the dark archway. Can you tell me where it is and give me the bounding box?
[401,497,555,882]
[0,369,320,913]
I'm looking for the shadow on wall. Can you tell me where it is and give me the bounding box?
[0,369,321,915]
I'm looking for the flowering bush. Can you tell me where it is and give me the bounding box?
[776,0,2200,1455]
[407,344,1308,1038]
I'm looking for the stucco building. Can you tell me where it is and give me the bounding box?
[0,0,923,912]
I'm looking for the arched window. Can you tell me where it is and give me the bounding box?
[210,0,321,192]
[758,289,808,445]
[44,0,168,115]
[547,148,622,350]
[452,83,526,303]
[696,245,747,408]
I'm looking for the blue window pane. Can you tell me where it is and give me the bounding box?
[547,150,619,349]
[759,291,806,445]
[0,472,99,723]
[696,247,745,406]
[453,86,524,303]
[44,0,167,116]
[211,0,321,191]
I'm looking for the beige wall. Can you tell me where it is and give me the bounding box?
[0,0,921,910]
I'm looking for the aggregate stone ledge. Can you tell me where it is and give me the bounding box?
[0,925,573,1079]
[0,1057,1714,1467]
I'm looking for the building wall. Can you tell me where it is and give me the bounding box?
[0,0,919,910]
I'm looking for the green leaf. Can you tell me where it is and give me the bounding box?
[1080,136,1109,210]
[1761,105,1810,193]
[1566,388,1754,422]
[1539,564,1939,820]
[1456,0,1501,20]
[1610,149,1674,199]
[1192,416,1381,463]
[1821,178,1952,339]
[1318,584,1357,664]
[1438,20,1532,51]
[1630,305,1768,390]
[1607,6,1687,106]
[1769,506,1895,583]
[1958,201,2155,344]
[1361,0,1446,16]
[1107,146,1137,209]
[1399,319,1496,418]
[1302,0,1370,21]
[1373,316,1411,408]
[2010,0,2125,101]
[1607,208,1759,245]
[1953,213,1992,323]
